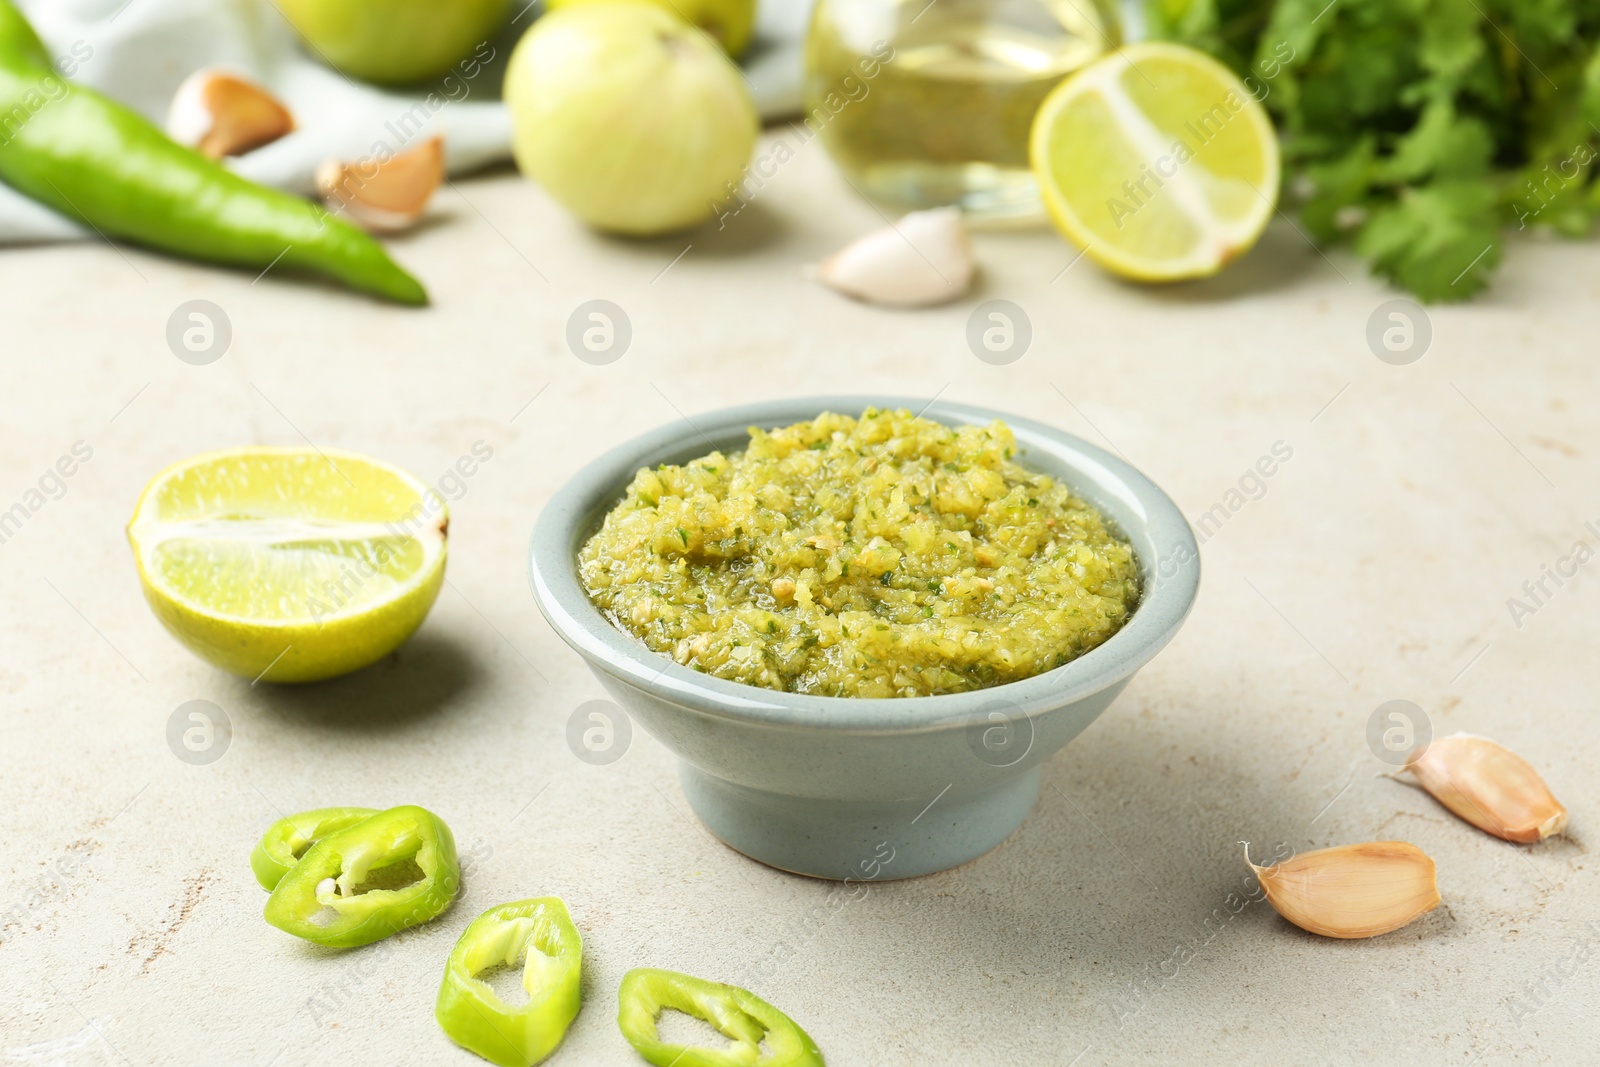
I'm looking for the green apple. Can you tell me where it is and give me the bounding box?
[544,0,756,56]
[506,2,758,236]
[273,0,511,85]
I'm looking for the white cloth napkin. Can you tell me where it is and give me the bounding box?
[0,0,811,244]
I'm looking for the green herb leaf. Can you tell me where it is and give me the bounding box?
[1151,0,1600,301]
[1356,181,1502,301]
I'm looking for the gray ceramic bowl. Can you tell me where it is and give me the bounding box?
[530,397,1199,880]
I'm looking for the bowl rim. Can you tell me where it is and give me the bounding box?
[529,395,1199,732]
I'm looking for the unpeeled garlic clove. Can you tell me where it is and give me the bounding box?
[1406,733,1568,843]
[167,69,294,159]
[315,135,444,234]
[1246,841,1439,939]
[812,207,974,308]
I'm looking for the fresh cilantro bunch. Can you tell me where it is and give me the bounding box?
[1147,0,1600,300]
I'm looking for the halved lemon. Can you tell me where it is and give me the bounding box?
[1030,41,1279,281]
[127,447,447,683]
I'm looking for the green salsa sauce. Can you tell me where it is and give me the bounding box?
[579,409,1140,698]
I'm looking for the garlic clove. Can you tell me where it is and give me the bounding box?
[1246,841,1440,939]
[812,207,975,308]
[167,69,294,159]
[315,135,445,234]
[1406,733,1568,843]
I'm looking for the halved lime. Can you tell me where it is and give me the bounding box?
[127,447,447,683]
[1031,41,1279,281]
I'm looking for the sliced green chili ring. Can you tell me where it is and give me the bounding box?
[435,897,583,1067]
[263,804,458,948]
[616,969,824,1067]
[250,806,380,891]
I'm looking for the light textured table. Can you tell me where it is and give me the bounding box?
[2,132,1596,1066]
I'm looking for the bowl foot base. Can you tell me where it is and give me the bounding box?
[678,763,1042,880]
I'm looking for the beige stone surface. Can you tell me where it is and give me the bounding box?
[1,134,1596,1065]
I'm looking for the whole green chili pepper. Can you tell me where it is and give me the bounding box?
[263,804,459,947]
[250,806,379,891]
[616,969,824,1067]
[0,0,427,304]
[435,897,583,1067]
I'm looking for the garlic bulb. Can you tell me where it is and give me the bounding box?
[1406,734,1568,843]
[1246,841,1439,939]
[812,207,975,308]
